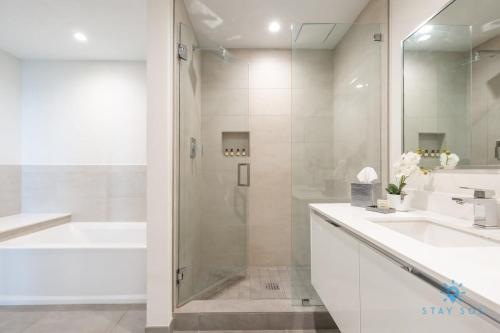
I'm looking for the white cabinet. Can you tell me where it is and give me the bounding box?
[310,209,500,333]
[359,243,500,333]
[311,212,360,333]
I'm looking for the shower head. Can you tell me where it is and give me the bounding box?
[472,50,500,62]
[217,46,228,60]
[193,45,233,62]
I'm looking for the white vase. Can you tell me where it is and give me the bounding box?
[388,194,410,212]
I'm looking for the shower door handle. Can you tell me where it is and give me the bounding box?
[237,163,250,187]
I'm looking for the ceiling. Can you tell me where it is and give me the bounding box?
[182,0,370,49]
[0,0,146,60]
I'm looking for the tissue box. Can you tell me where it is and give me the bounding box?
[351,183,381,207]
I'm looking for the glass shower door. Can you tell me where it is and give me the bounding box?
[177,23,249,305]
[291,22,383,306]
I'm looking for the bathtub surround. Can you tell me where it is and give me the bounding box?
[0,60,148,222]
[21,165,146,222]
[0,50,22,217]
[0,213,70,242]
[0,166,21,217]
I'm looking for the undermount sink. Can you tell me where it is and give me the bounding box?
[371,219,499,247]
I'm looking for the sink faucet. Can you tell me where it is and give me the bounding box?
[452,187,499,229]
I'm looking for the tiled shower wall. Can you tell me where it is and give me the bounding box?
[21,166,146,221]
[247,50,292,266]
[200,49,293,267]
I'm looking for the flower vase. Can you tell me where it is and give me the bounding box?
[388,194,410,212]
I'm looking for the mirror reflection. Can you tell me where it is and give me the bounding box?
[403,0,500,169]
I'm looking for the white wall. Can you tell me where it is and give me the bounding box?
[147,0,174,330]
[21,61,147,165]
[0,49,21,165]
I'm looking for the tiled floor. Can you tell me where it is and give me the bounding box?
[0,304,145,333]
[205,266,322,306]
[1,304,339,333]
[208,266,292,300]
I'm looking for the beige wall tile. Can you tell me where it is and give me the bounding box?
[21,165,146,221]
[249,89,291,115]
[251,143,291,174]
[250,61,291,89]
[0,165,21,217]
[248,224,291,266]
[250,115,291,144]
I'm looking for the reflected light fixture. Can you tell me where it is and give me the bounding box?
[418,34,431,42]
[419,25,433,34]
[73,32,88,42]
[269,21,281,33]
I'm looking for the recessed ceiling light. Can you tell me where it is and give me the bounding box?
[269,21,281,33]
[419,25,433,34]
[73,32,88,42]
[418,34,432,42]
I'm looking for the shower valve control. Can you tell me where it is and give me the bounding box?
[176,267,187,284]
[178,43,188,61]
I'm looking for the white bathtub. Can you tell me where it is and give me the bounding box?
[0,222,146,305]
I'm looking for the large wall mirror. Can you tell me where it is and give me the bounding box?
[403,0,500,169]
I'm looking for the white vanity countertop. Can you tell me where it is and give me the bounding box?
[310,203,500,318]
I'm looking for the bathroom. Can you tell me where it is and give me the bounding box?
[1,0,500,332]
[0,0,147,323]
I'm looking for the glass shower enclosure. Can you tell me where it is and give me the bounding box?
[176,20,384,307]
[177,23,250,305]
[290,22,383,305]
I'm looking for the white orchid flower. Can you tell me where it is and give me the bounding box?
[440,152,460,167]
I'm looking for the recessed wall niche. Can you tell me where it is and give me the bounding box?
[222,131,249,157]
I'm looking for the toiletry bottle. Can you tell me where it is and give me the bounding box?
[236,148,241,156]
[424,149,429,157]
[230,148,234,156]
[224,149,229,157]
[242,148,247,156]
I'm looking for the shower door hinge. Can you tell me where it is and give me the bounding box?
[373,33,383,42]
[176,267,186,284]
[178,43,188,61]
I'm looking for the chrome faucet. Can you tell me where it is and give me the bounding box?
[452,187,499,229]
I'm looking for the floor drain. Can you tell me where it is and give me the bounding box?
[264,282,280,290]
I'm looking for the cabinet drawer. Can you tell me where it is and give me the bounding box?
[359,243,500,333]
[311,211,361,333]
